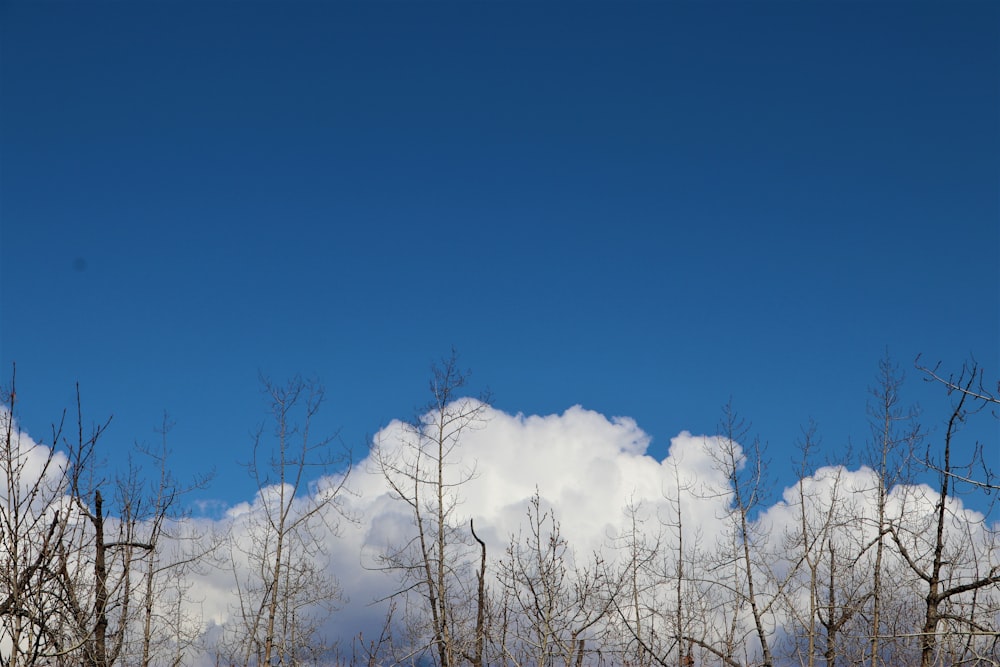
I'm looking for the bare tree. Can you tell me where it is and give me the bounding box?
[606,496,661,667]
[608,454,712,667]
[16,388,150,667]
[0,370,197,667]
[860,356,921,667]
[889,359,1000,667]
[497,489,613,667]
[704,404,778,667]
[780,424,828,667]
[1,366,80,666]
[370,351,490,667]
[126,415,219,667]
[779,423,873,667]
[50,387,181,667]
[222,376,351,667]
[661,455,707,667]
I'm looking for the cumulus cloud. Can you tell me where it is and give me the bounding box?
[311,404,704,654]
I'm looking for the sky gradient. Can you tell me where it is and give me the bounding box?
[2,2,998,508]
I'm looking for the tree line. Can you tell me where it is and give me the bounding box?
[1,355,997,666]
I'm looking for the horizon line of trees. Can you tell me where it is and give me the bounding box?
[1,354,997,667]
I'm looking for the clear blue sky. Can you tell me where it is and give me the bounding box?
[2,2,997,507]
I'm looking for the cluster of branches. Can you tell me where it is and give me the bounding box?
[0,368,214,667]
[0,371,351,667]
[364,355,999,667]
[2,353,996,667]
[215,376,353,667]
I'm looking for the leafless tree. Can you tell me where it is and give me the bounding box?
[780,424,828,667]
[778,423,872,667]
[703,404,779,667]
[608,454,712,667]
[125,415,219,667]
[888,359,1000,667]
[221,376,351,667]
[860,356,921,667]
[1,366,80,666]
[32,392,148,667]
[0,370,196,667]
[370,351,490,667]
[497,489,613,667]
[606,496,661,667]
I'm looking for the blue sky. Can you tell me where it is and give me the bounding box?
[1,2,997,508]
